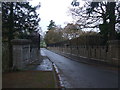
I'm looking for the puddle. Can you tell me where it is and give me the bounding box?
[41,49,46,56]
[36,59,53,71]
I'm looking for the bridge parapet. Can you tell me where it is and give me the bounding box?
[107,40,120,65]
[48,40,120,66]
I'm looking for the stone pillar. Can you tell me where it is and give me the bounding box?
[11,39,31,69]
[108,40,120,66]
[30,45,40,63]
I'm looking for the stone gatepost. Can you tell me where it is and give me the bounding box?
[11,39,31,69]
[108,40,120,66]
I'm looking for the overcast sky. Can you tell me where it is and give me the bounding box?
[29,0,85,33]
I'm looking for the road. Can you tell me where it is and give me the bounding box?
[41,48,118,88]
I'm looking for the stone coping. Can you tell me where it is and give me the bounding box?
[107,40,120,45]
[11,39,32,45]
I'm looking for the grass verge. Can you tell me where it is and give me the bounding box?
[2,71,56,88]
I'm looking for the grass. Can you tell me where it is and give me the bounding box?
[2,71,56,88]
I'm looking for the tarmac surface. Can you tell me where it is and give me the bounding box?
[41,48,118,88]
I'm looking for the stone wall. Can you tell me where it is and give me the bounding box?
[30,47,40,63]
[48,40,120,66]
[2,42,10,71]
[11,39,40,69]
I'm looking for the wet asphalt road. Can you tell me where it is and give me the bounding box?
[41,48,118,88]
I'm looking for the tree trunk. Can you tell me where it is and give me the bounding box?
[8,2,14,69]
[108,2,116,40]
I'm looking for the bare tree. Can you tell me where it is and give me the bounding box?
[63,23,83,39]
[69,0,120,40]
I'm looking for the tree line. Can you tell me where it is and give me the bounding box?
[44,0,120,46]
[44,20,98,46]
